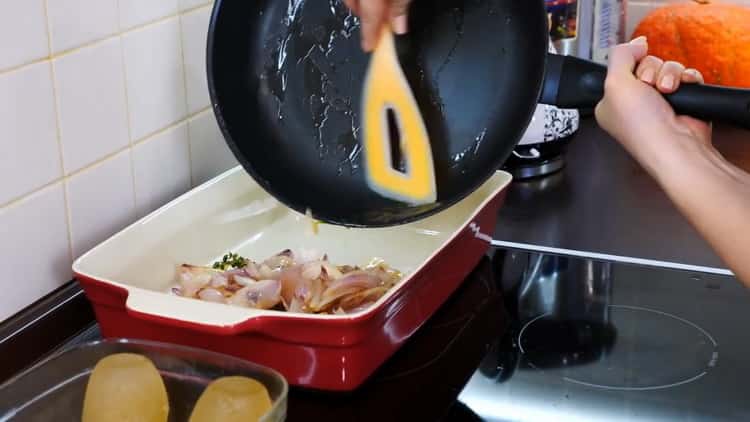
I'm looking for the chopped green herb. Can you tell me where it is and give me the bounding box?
[212,252,248,270]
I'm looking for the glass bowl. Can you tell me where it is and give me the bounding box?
[0,338,287,422]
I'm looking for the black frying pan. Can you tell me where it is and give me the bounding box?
[207,0,750,227]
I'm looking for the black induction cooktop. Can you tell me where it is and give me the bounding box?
[460,249,750,422]
[287,248,750,421]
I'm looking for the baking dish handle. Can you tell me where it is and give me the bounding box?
[125,288,268,334]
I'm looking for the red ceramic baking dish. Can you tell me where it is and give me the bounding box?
[73,167,511,391]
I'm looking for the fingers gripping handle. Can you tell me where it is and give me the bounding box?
[541,54,750,130]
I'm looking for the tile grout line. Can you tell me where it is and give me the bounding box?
[0,5,212,77]
[177,11,196,188]
[0,56,51,77]
[182,2,214,16]
[131,107,210,148]
[119,5,184,35]
[0,107,211,212]
[125,148,138,219]
[42,0,75,265]
[116,0,140,217]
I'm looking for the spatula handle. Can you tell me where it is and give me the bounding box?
[541,54,750,130]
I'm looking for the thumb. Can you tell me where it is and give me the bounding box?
[608,36,649,77]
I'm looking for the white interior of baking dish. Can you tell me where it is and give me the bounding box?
[73,167,512,326]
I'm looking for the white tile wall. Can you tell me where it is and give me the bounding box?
[0,62,61,205]
[0,0,239,322]
[53,37,130,173]
[122,17,187,141]
[133,123,191,217]
[0,0,49,72]
[119,0,179,31]
[66,150,137,258]
[181,6,211,114]
[188,110,237,186]
[46,0,119,54]
[0,183,71,321]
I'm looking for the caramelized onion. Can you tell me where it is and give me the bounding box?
[338,287,389,312]
[175,251,403,315]
[317,272,382,310]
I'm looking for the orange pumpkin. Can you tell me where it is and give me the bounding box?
[631,0,750,88]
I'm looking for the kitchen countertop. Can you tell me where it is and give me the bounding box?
[493,118,749,275]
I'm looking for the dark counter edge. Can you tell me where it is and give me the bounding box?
[0,281,95,385]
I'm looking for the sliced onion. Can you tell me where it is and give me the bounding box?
[225,282,243,293]
[234,275,255,286]
[177,253,403,315]
[259,264,276,280]
[243,262,262,279]
[307,277,326,312]
[210,274,228,288]
[228,289,251,307]
[228,279,281,309]
[287,297,305,313]
[337,287,388,312]
[264,256,293,270]
[198,288,225,303]
[317,272,381,310]
[338,265,358,274]
[322,263,343,280]
[301,262,322,280]
[246,279,282,309]
[177,265,215,297]
[223,261,263,280]
[279,265,311,306]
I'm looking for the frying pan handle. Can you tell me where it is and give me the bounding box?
[540,54,605,111]
[540,54,750,130]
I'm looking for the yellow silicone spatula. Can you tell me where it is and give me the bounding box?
[362,27,437,206]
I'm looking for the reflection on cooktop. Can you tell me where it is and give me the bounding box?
[458,250,750,422]
[518,315,616,370]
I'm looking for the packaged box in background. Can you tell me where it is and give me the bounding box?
[591,0,626,64]
[546,0,593,59]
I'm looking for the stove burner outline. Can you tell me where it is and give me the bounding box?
[518,305,719,391]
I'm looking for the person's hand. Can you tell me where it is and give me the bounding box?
[595,36,712,175]
[344,0,412,52]
[596,41,750,287]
